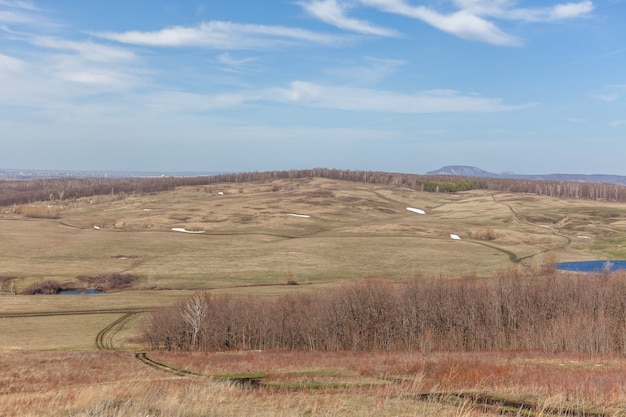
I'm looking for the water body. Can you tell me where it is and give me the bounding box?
[58,289,104,295]
[556,260,626,273]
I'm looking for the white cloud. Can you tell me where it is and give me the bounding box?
[217,52,257,67]
[0,1,59,30]
[30,37,136,63]
[0,1,41,11]
[299,0,398,36]
[301,0,594,45]
[0,52,24,73]
[593,84,626,102]
[270,81,535,112]
[95,21,345,49]
[452,0,593,22]
[338,0,520,45]
[594,94,618,102]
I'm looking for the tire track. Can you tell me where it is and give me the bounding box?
[1,307,153,319]
[134,352,204,377]
[95,312,137,350]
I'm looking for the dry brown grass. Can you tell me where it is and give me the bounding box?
[3,178,626,415]
[5,178,626,293]
[2,349,625,416]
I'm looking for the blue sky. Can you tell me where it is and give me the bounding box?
[1,0,625,175]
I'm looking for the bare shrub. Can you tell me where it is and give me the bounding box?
[144,271,626,355]
[14,205,61,219]
[469,225,496,240]
[76,273,139,291]
[21,280,70,295]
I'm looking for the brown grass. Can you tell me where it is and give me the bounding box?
[3,178,626,292]
[3,178,626,415]
[1,350,625,416]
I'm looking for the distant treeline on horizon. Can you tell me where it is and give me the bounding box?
[2,168,626,206]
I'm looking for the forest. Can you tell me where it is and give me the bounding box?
[3,168,626,206]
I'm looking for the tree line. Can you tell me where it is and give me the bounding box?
[144,270,626,355]
[3,169,626,206]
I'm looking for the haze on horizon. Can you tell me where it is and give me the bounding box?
[1,1,625,176]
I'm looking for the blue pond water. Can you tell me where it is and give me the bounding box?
[58,289,104,295]
[557,260,626,273]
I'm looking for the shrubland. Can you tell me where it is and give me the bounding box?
[145,269,626,354]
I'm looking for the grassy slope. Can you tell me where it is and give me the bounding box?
[4,177,625,293]
[2,177,626,415]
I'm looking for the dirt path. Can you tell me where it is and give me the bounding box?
[95,312,138,350]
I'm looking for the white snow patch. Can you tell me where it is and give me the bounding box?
[288,213,310,218]
[450,234,461,240]
[577,235,592,239]
[406,207,426,215]
[218,191,224,195]
[93,225,100,230]
[143,209,152,211]
[171,228,206,234]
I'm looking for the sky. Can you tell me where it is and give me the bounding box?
[1,0,625,175]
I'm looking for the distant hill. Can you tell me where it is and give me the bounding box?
[426,165,626,187]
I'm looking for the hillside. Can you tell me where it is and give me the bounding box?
[427,165,626,186]
[3,174,626,293]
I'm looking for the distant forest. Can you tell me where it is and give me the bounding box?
[2,168,626,206]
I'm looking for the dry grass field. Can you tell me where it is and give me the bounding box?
[3,177,625,291]
[2,176,626,416]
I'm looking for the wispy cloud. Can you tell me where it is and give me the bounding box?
[0,0,58,30]
[566,117,587,123]
[95,21,346,49]
[593,84,626,102]
[360,0,519,45]
[299,0,399,36]
[452,0,593,22]
[610,120,626,127]
[269,81,535,112]
[0,52,25,73]
[324,57,405,84]
[31,37,136,63]
[300,0,594,45]
[0,1,41,11]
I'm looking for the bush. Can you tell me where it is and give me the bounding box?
[76,274,139,291]
[14,205,61,219]
[22,280,69,295]
[144,271,626,354]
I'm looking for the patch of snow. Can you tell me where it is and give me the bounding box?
[450,234,461,240]
[93,225,100,230]
[171,227,206,234]
[406,207,426,215]
[288,213,310,218]
[143,209,152,211]
[218,191,224,195]
[577,235,591,239]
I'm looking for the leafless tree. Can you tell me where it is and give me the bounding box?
[181,292,210,350]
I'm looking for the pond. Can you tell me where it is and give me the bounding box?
[556,260,626,273]
[58,289,104,295]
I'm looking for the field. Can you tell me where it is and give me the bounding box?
[2,176,626,416]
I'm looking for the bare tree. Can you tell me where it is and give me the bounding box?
[181,291,210,350]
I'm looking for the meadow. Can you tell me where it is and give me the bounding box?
[2,174,626,416]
